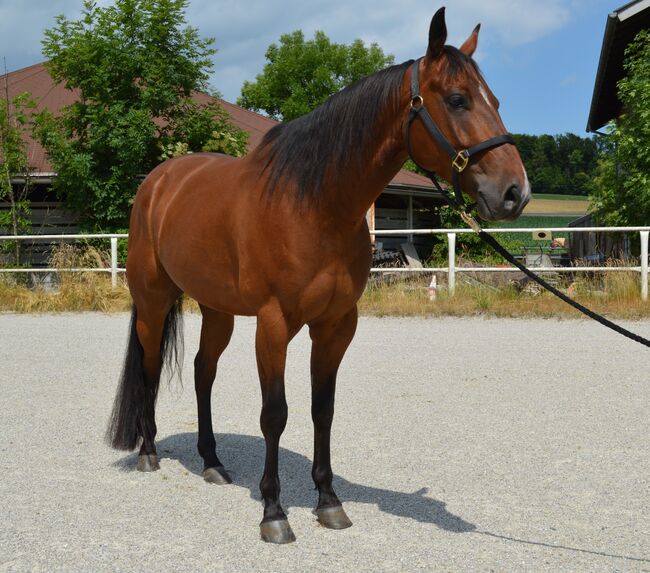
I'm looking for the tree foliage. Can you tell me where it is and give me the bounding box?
[36,0,247,230]
[512,133,600,196]
[0,92,37,264]
[238,30,394,121]
[589,30,650,227]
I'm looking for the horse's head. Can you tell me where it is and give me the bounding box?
[407,7,530,221]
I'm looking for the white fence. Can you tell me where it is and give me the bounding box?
[0,227,648,300]
[371,226,649,301]
[0,233,127,288]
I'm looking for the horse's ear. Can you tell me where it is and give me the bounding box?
[460,24,480,57]
[427,7,447,59]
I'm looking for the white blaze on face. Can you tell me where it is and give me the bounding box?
[478,83,493,109]
[522,167,531,198]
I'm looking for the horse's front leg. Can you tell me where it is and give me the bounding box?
[255,303,295,544]
[308,306,358,530]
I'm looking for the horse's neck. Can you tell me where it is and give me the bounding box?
[322,108,408,222]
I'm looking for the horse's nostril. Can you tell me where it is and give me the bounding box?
[504,184,520,206]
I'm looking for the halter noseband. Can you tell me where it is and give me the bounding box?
[405,58,515,214]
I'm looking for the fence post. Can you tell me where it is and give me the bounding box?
[448,232,456,296]
[641,231,649,302]
[111,237,118,289]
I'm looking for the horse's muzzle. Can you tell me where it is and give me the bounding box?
[477,181,530,221]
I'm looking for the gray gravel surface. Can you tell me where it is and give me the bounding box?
[1,313,649,572]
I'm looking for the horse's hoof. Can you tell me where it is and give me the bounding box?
[136,454,160,472]
[259,519,296,544]
[314,506,352,529]
[202,466,232,485]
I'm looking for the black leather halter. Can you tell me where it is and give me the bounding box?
[405,58,515,212]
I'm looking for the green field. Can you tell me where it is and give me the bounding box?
[490,194,589,249]
[495,215,579,228]
[491,215,578,250]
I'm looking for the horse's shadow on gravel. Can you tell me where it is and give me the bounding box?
[115,431,475,534]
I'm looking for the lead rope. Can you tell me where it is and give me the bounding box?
[444,200,650,349]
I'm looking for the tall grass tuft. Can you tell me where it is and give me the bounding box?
[0,243,132,313]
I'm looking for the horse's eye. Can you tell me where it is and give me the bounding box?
[447,94,468,109]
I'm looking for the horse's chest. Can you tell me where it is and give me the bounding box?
[297,256,369,321]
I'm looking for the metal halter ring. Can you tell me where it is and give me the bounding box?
[410,95,424,109]
[452,150,470,172]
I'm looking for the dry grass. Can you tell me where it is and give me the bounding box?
[1,245,647,319]
[360,271,649,319]
[522,194,589,216]
[0,244,133,313]
[523,199,589,215]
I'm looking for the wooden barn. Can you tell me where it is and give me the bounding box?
[587,0,650,134]
[580,0,650,260]
[1,62,446,263]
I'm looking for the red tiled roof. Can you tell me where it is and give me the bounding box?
[191,91,278,151]
[389,169,437,188]
[5,62,434,190]
[4,62,78,172]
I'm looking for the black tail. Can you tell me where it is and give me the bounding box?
[106,300,184,451]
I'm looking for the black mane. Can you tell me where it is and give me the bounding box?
[258,60,413,201]
[258,48,481,201]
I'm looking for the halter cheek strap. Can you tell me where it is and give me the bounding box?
[405,58,515,212]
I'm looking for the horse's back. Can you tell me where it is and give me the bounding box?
[133,153,238,221]
[130,152,246,247]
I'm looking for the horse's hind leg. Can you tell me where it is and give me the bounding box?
[132,291,181,471]
[308,307,358,530]
[107,235,183,469]
[194,305,234,484]
[107,285,181,471]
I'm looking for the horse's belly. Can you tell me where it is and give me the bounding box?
[159,233,257,316]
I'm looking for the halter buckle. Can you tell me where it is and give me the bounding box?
[410,95,424,109]
[452,150,469,172]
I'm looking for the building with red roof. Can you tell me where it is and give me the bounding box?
[3,62,443,253]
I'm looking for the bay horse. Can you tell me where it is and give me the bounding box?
[107,7,530,544]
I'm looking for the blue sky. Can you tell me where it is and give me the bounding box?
[0,1,622,136]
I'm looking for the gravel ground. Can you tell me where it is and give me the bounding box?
[1,313,649,573]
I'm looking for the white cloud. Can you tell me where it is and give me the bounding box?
[192,1,578,99]
[0,0,579,101]
[451,0,571,46]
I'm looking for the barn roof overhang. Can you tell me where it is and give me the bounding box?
[383,183,446,200]
[587,0,650,132]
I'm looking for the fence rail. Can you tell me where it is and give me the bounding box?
[0,234,127,288]
[0,228,648,299]
[370,227,649,301]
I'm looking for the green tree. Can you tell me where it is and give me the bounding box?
[512,132,599,196]
[590,30,650,227]
[0,92,37,264]
[238,30,394,121]
[36,0,247,230]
